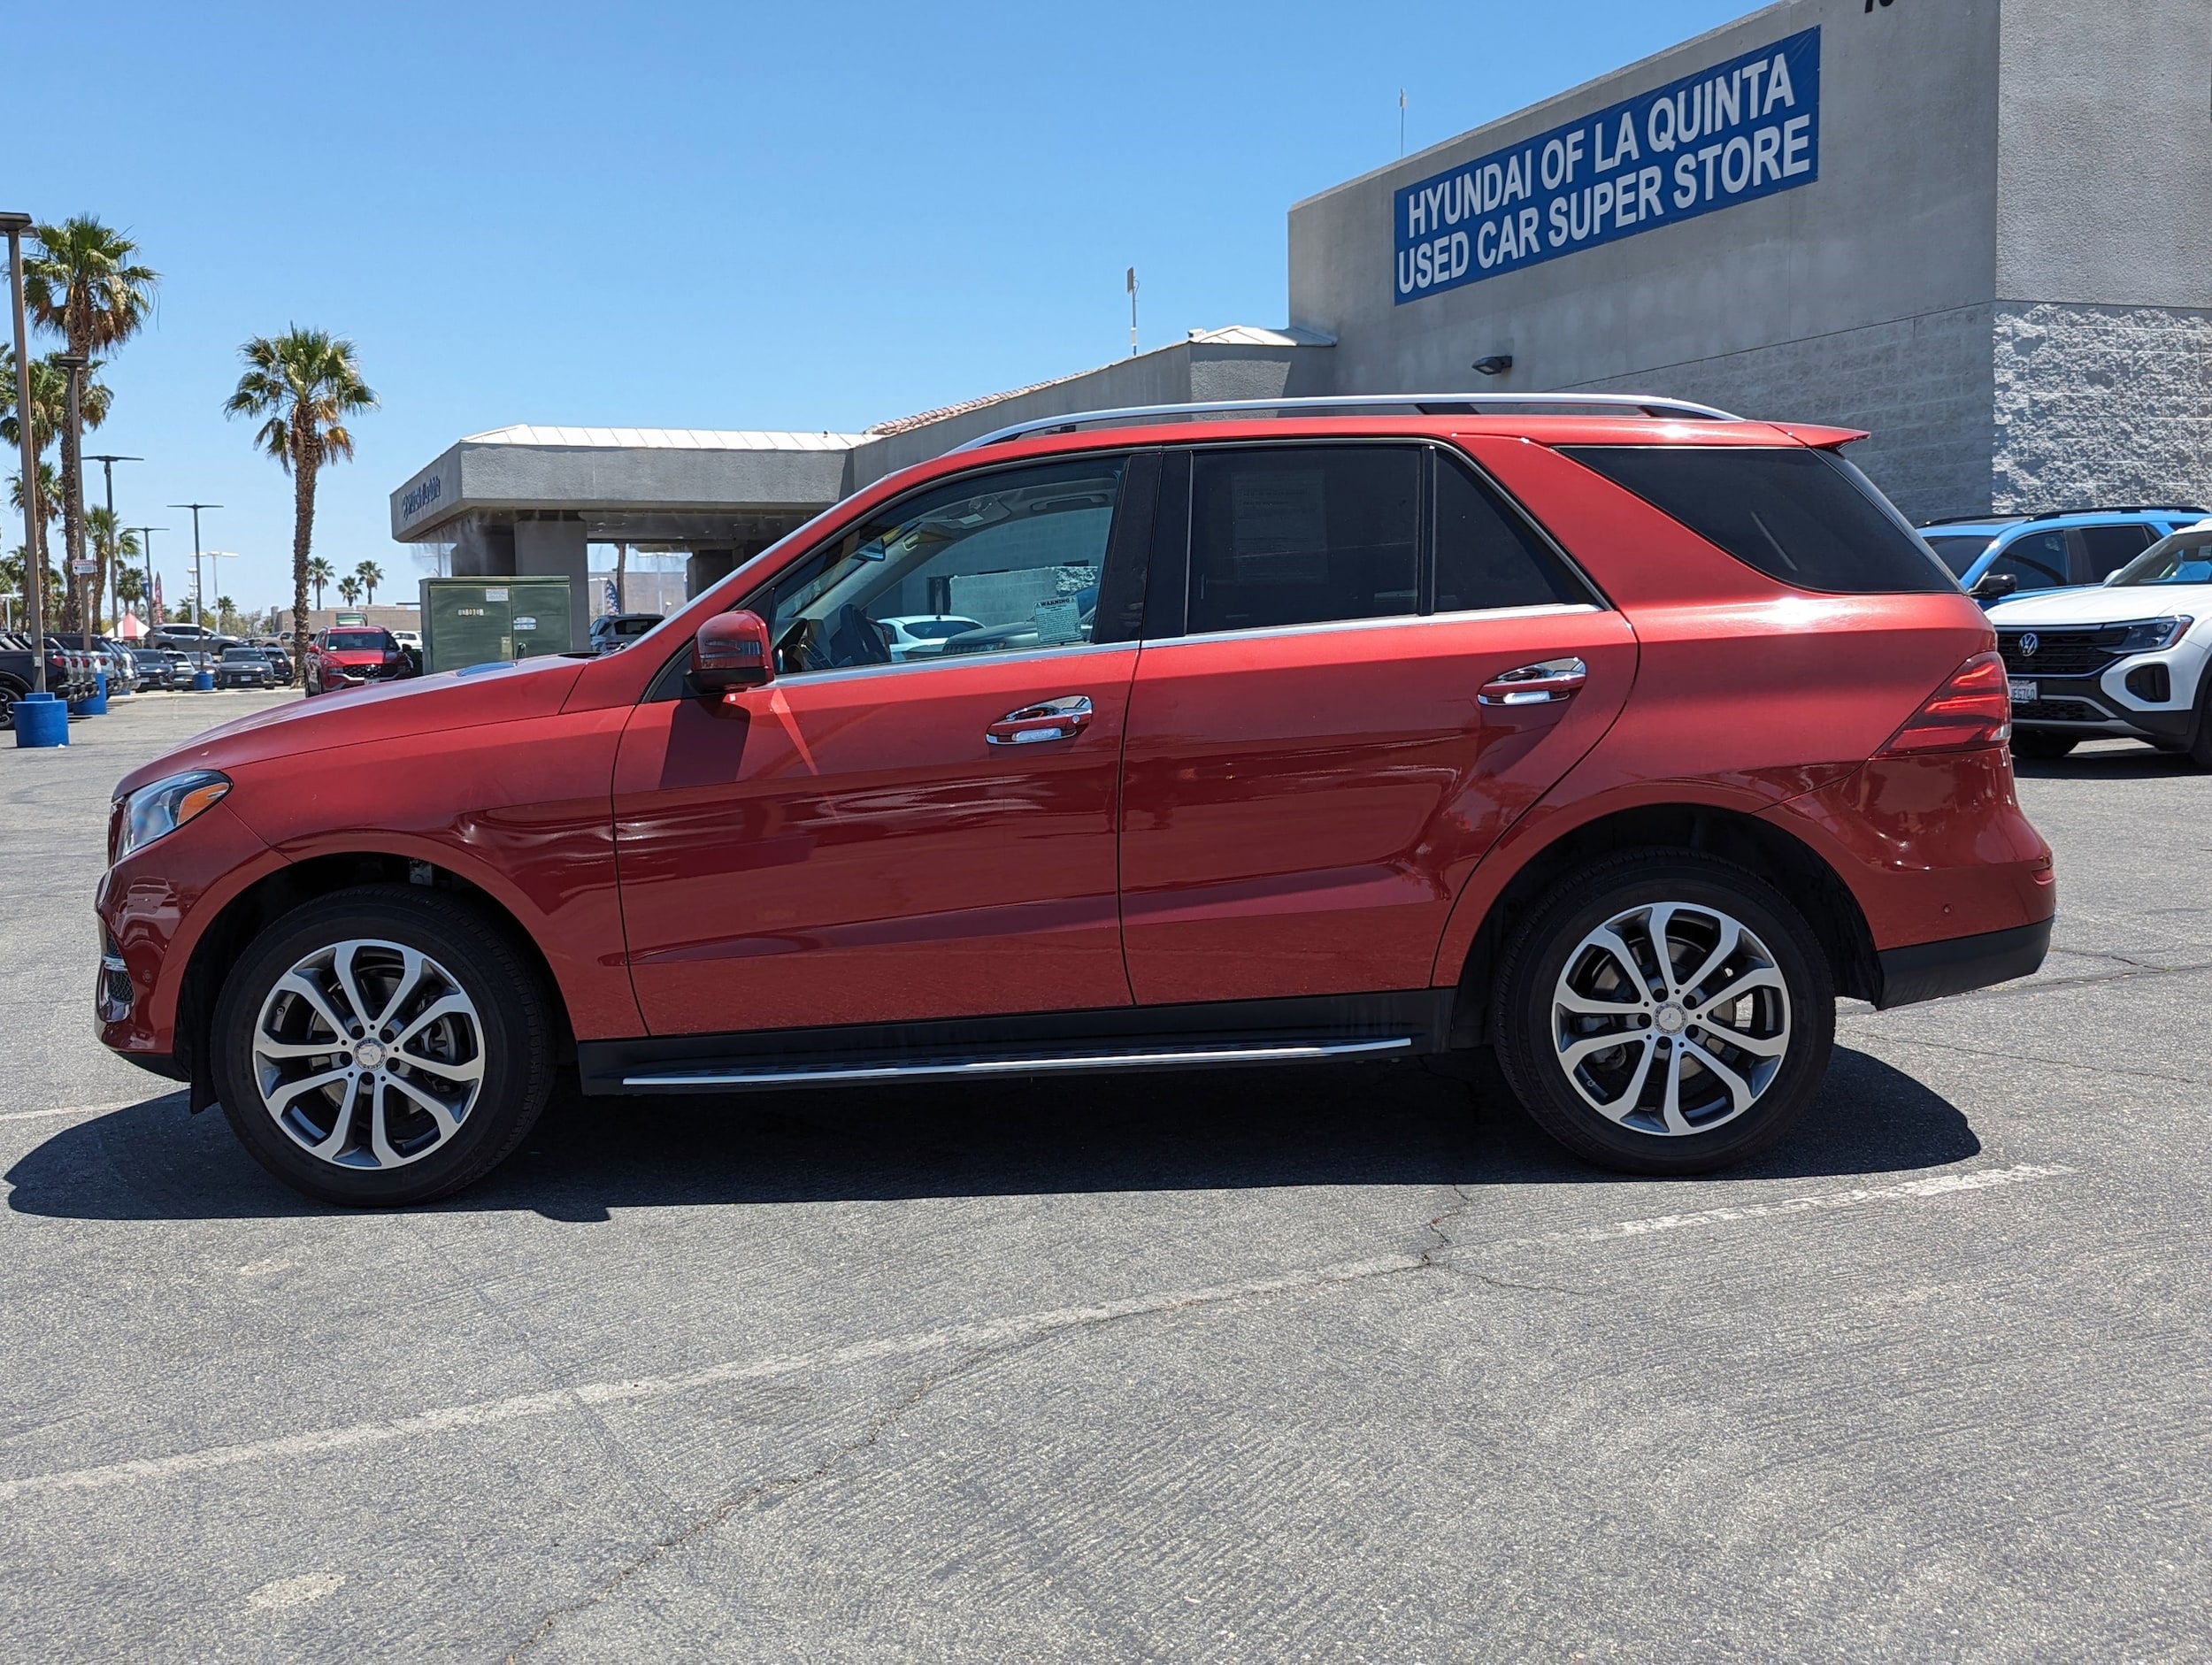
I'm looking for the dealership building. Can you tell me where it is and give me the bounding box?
[392,0,2210,642]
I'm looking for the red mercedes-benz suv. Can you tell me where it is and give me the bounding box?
[96,396,2055,1205]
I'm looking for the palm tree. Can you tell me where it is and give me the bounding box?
[214,595,238,633]
[0,348,112,628]
[337,576,361,608]
[222,327,376,662]
[115,564,144,626]
[87,506,139,632]
[24,218,157,634]
[354,558,383,604]
[306,555,334,610]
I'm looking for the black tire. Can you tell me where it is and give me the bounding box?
[0,680,19,731]
[2188,677,2212,771]
[1491,850,1835,1176]
[211,885,555,1206]
[2009,731,2078,761]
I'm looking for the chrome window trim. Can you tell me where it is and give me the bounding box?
[1133,601,1603,652]
[765,637,1138,689]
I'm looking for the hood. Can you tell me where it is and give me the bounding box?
[1985,585,2212,627]
[113,655,586,799]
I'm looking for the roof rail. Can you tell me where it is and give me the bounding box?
[1923,503,2208,526]
[954,392,1743,451]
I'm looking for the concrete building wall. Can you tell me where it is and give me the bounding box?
[1286,0,2211,521]
[847,333,1336,487]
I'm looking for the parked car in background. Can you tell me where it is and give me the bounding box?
[99,395,2057,1207]
[130,648,176,691]
[248,641,296,684]
[389,629,424,652]
[0,633,95,722]
[303,625,416,695]
[150,623,238,656]
[877,614,986,661]
[52,633,137,697]
[588,612,664,654]
[214,646,280,690]
[1988,518,2212,762]
[1921,506,2208,606]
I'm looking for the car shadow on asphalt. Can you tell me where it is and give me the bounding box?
[4,1046,1979,1223]
[2010,747,2200,779]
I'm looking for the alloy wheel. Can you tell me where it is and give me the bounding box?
[1549,901,1791,1136]
[250,939,486,1169]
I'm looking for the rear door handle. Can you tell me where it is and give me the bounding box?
[1478,657,1587,706]
[987,694,1094,745]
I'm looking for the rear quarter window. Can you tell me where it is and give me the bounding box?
[1560,445,1955,595]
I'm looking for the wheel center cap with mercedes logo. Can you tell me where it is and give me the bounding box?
[354,1040,387,1069]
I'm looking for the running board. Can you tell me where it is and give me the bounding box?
[618,1035,1416,1093]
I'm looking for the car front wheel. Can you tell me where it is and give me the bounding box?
[211,885,555,1205]
[1492,851,1835,1175]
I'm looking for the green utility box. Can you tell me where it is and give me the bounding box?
[419,577,575,674]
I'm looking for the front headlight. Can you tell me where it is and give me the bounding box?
[2113,616,2193,653]
[111,770,231,863]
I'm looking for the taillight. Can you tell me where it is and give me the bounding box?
[1879,650,2011,755]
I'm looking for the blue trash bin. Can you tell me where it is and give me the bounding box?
[71,670,110,717]
[12,691,67,748]
[191,667,214,692]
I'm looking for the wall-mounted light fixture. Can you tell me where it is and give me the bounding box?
[1471,354,1514,376]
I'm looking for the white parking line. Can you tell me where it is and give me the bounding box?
[0,1161,2072,1506]
[0,1097,173,1126]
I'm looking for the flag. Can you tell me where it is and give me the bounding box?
[152,573,165,625]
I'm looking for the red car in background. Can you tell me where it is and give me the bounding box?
[96,395,2053,1205]
[303,625,415,695]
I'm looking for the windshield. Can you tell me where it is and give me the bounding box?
[326,631,391,651]
[222,648,265,660]
[2109,531,2212,587]
[900,618,982,641]
[1923,534,1994,578]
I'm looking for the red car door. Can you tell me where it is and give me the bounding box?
[613,451,1154,1037]
[1118,442,1635,1006]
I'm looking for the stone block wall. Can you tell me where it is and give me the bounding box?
[1992,303,2212,514]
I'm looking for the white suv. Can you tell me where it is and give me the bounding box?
[1988,519,2212,763]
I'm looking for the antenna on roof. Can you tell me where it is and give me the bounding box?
[1399,88,1408,157]
[1125,267,1139,357]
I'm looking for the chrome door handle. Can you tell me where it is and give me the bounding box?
[1478,657,1587,705]
[987,694,1094,745]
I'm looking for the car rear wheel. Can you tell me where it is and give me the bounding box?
[211,885,555,1206]
[1491,851,1835,1175]
[2010,732,2078,761]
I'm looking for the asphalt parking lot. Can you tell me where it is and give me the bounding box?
[2,690,2206,1660]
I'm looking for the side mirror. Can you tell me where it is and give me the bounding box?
[1970,571,2017,601]
[693,609,774,692]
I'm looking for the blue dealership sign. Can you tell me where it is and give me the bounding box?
[1394,28,1821,303]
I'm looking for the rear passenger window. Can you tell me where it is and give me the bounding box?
[1561,446,1953,595]
[1433,454,1587,611]
[2078,523,2154,581]
[1187,447,1417,634]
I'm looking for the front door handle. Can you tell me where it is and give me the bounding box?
[987,694,1093,745]
[1478,657,1587,706]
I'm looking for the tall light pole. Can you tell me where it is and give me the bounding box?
[132,526,165,630]
[85,452,140,634]
[201,549,241,634]
[170,502,219,630]
[55,353,88,639]
[2,211,43,694]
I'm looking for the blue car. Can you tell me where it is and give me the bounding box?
[1919,505,2208,606]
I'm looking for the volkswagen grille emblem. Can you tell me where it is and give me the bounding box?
[2019,632,2039,656]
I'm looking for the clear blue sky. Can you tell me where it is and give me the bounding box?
[18,0,1758,610]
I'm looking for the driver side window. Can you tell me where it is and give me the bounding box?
[759,456,1129,675]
